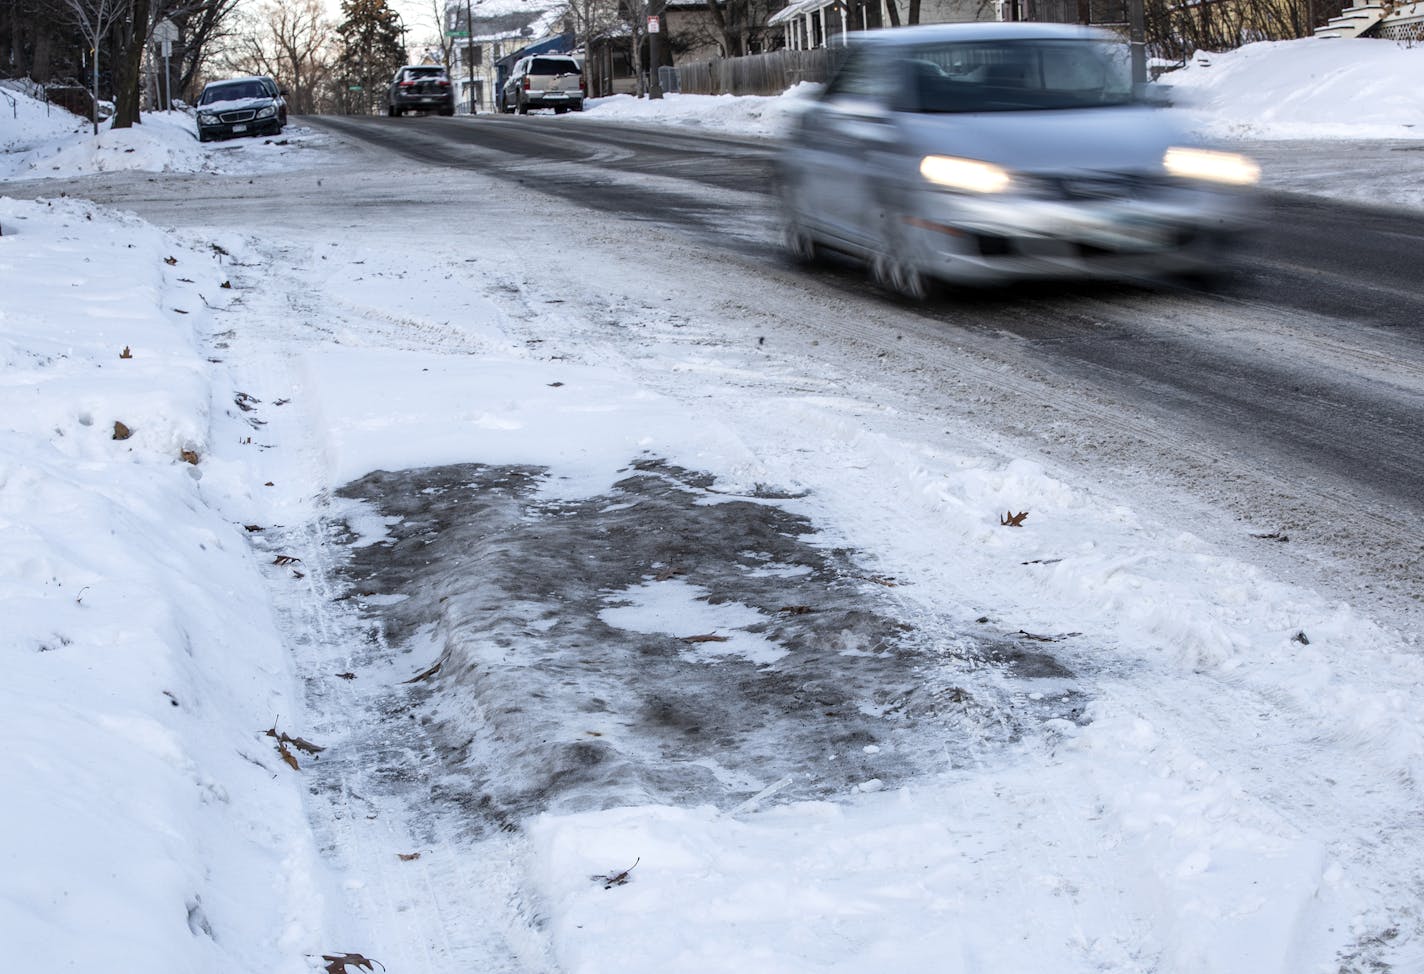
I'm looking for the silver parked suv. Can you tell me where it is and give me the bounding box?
[502,55,585,114]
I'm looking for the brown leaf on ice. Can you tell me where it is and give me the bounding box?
[164,256,177,265]
[593,857,640,889]
[402,657,445,684]
[321,953,385,973]
[273,554,301,566]
[397,852,421,862]
[112,421,133,440]
[220,280,233,289]
[1000,510,1029,527]
[276,740,299,770]
[335,672,356,680]
[682,632,730,644]
[180,449,200,465]
[654,565,686,581]
[119,346,132,359]
[547,381,564,388]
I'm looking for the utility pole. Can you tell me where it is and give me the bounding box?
[647,5,662,99]
[465,0,477,112]
[1129,0,1146,85]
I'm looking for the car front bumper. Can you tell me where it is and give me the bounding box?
[904,184,1254,283]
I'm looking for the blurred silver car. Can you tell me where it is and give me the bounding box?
[778,23,1260,298]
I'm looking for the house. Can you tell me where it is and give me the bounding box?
[768,0,998,50]
[445,0,570,111]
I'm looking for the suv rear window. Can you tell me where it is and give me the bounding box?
[404,67,446,80]
[529,58,579,75]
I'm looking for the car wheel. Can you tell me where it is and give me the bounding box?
[778,174,823,266]
[388,104,397,117]
[198,132,211,143]
[572,101,584,112]
[516,94,528,115]
[872,203,934,302]
[440,107,454,116]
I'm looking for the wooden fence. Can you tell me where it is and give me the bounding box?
[674,48,836,97]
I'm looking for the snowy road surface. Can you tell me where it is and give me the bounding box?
[5,112,1424,973]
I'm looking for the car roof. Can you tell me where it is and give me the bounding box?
[205,75,273,87]
[847,22,1119,46]
[400,64,446,71]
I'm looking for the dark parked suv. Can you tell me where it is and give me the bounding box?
[195,76,285,141]
[386,65,456,116]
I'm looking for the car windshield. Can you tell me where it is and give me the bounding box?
[529,58,579,75]
[900,39,1134,113]
[201,82,266,103]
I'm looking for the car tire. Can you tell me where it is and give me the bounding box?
[440,107,454,116]
[778,174,824,267]
[872,202,936,302]
[198,132,211,143]
[388,104,397,117]
[572,101,584,112]
[516,94,528,115]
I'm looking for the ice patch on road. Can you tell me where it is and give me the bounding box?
[600,578,787,664]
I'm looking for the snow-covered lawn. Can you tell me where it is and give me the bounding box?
[3,35,1424,974]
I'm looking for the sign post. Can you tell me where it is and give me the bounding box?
[647,11,662,100]
[152,19,179,110]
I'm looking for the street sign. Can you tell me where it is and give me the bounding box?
[152,18,178,43]
[348,85,363,91]
[647,15,660,32]
[445,30,469,37]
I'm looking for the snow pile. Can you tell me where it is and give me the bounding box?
[0,197,327,972]
[0,85,325,182]
[583,85,820,138]
[1166,37,1424,139]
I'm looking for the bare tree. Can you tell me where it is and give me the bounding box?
[223,0,334,113]
[58,0,127,132]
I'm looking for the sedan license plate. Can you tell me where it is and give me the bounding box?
[232,124,247,132]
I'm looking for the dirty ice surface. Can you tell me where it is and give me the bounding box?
[6,33,1424,974]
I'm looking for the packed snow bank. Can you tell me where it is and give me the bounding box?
[583,85,820,139]
[0,197,330,972]
[1166,37,1424,140]
[0,85,325,181]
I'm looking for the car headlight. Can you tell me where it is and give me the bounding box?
[198,112,217,124]
[1163,147,1260,186]
[920,155,1013,194]
[256,106,276,119]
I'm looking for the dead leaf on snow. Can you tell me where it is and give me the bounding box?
[119,346,132,359]
[682,632,730,644]
[164,256,177,265]
[592,857,640,889]
[397,852,421,862]
[779,605,815,615]
[112,421,133,441]
[336,672,356,680]
[402,657,444,684]
[654,566,686,581]
[277,741,299,771]
[321,953,385,974]
[1000,510,1029,527]
[180,449,200,465]
[273,554,301,566]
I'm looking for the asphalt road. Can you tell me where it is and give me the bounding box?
[305,114,1424,570]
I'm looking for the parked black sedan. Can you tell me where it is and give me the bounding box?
[386,65,456,116]
[195,77,285,142]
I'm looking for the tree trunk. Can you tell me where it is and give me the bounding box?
[113,0,150,128]
[908,0,920,24]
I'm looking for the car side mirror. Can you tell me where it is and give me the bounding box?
[279,89,289,97]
